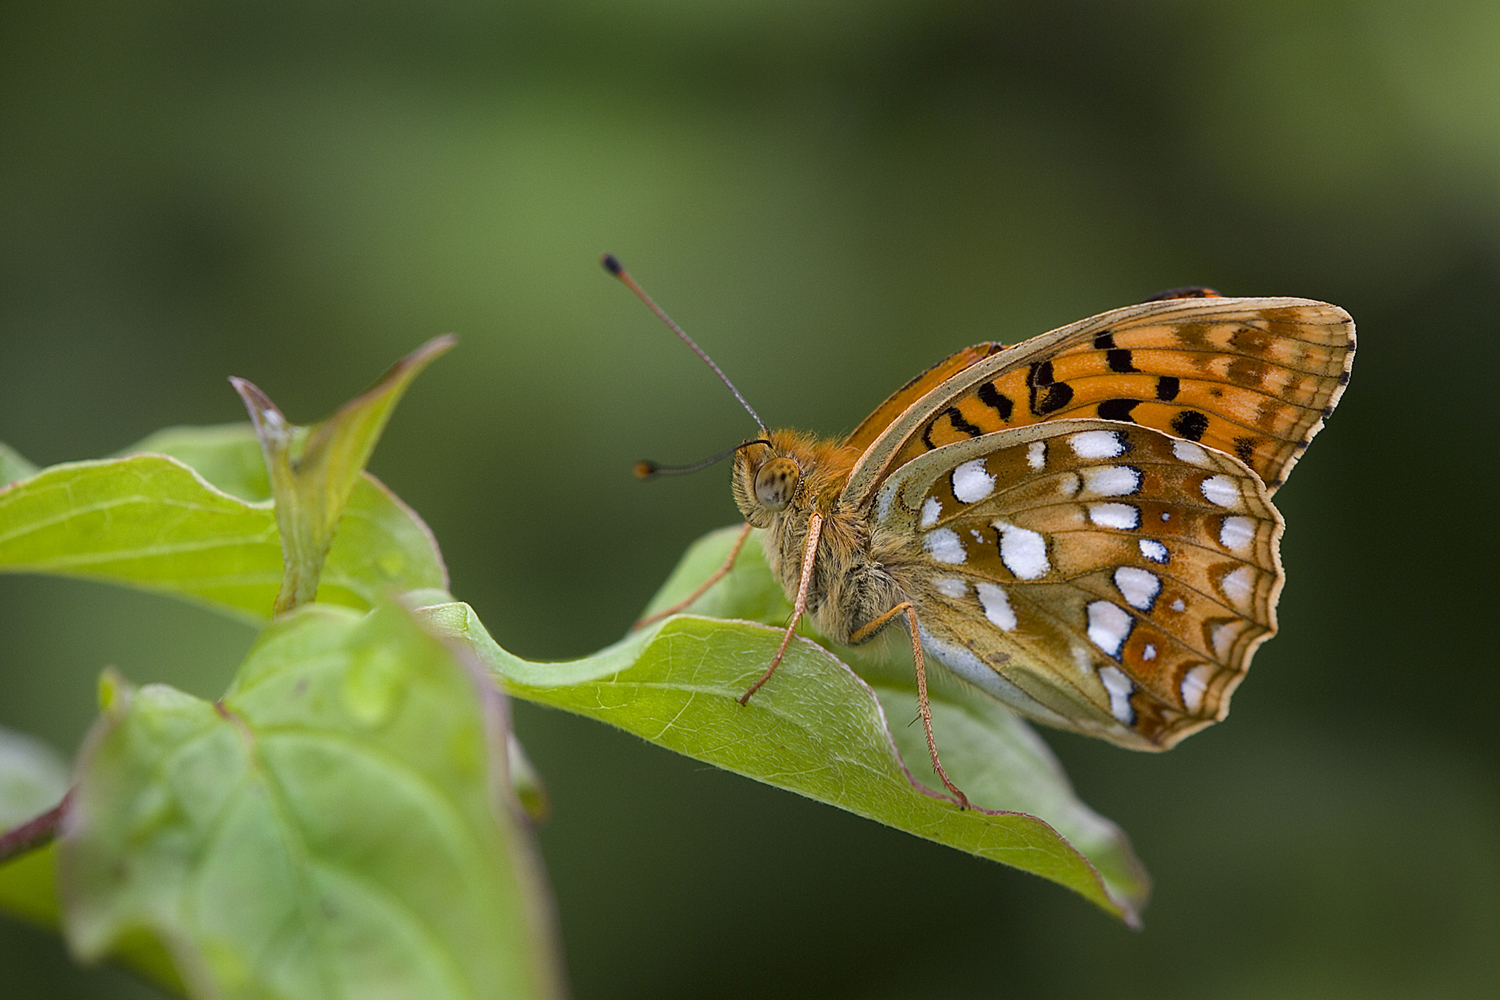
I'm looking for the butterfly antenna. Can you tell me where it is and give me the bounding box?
[634,439,772,480]
[602,253,768,434]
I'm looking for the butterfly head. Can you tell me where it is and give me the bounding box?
[732,429,859,528]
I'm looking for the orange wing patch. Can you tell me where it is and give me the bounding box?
[843,342,1005,455]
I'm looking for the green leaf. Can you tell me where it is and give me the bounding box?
[0,841,62,929]
[60,600,565,1000]
[0,435,447,622]
[0,728,70,928]
[232,335,455,613]
[645,527,1149,904]
[419,527,1150,925]
[126,423,273,503]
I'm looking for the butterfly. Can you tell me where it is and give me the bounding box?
[607,256,1355,808]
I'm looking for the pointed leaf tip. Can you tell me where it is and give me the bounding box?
[230,340,455,614]
[227,377,289,442]
[446,525,1150,923]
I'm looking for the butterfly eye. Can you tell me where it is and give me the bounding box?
[754,457,800,511]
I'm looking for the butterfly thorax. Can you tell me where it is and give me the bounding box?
[733,429,910,645]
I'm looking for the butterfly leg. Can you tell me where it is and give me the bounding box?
[738,512,823,705]
[849,604,971,810]
[634,522,754,630]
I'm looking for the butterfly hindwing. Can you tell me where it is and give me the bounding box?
[873,418,1283,749]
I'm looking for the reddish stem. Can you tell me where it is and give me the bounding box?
[0,790,72,865]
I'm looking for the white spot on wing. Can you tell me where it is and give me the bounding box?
[925,528,967,564]
[1180,664,1213,713]
[1201,475,1240,508]
[934,577,967,599]
[1114,567,1161,611]
[975,582,1017,631]
[1173,440,1210,466]
[1057,472,1081,498]
[1027,440,1046,470]
[919,496,942,529]
[1082,465,1142,497]
[1070,429,1126,458]
[1097,665,1135,724]
[993,521,1050,579]
[951,459,995,503]
[1219,515,1255,553]
[1219,566,1255,610]
[1143,643,1157,661]
[1211,622,1236,658]
[1086,601,1133,659]
[1139,538,1169,563]
[1170,597,1186,612]
[1088,503,1141,530]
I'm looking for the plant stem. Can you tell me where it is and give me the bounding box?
[0,790,71,865]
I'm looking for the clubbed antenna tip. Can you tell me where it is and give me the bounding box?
[633,440,771,480]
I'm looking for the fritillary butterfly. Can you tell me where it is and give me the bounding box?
[607,257,1354,808]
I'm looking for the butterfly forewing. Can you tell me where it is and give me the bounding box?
[874,419,1283,749]
[843,341,1004,456]
[844,297,1355,507]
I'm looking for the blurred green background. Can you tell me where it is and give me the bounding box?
[2,1,1497,997]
